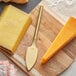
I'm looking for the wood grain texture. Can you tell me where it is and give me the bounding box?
[15,4,76,76]
[0,2,76,76]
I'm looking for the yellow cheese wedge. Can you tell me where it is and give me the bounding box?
[41,17,76,64]
[0,0,28,4]
[0,5,32,53]
[11,0,28,4]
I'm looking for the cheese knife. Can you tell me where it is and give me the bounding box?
[25,6,43,71]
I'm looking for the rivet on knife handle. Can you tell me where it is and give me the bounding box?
[25,6,43,71]
[41,17,76,64]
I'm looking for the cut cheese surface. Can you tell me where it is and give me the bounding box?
[0,5,32,53]
[41,17,76,64]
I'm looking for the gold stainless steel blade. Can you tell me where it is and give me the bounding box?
[25,6,43,71]
[26,43,38,71]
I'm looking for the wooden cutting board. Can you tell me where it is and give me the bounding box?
[1,1,76,76]
[15,2,76,76]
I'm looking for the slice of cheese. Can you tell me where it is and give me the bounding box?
[41,17,76,64]
[0,5,32,54]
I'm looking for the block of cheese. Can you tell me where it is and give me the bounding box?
[0,0,28,4]
[41,17,76,64]
[0,5,32,54]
